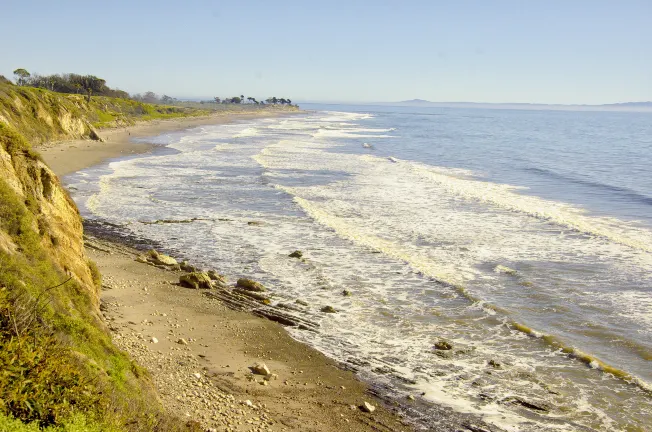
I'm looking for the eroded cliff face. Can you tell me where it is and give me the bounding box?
[0,128,95,300]
[0,85,103,145]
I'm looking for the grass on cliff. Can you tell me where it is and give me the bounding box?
[0,124,193,431]
[0,81,209,144]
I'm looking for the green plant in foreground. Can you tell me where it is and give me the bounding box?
[0,411,117,431]
[0,287,101,427]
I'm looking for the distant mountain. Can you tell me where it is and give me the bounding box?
[602,101,652,107]
[398,99,434,105]
[375,99,652,112]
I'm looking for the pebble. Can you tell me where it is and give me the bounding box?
[360,401,376,413]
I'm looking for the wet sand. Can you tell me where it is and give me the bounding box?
[37,111,292,177]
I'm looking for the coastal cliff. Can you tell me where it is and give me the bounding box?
[0,81,197,430]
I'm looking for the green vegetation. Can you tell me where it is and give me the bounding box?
[0,81,209,142]
[12,69,129,100]
[13,69,31,86]
[0,412,116,432]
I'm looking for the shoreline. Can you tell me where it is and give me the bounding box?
[42,112,419,431]
[87,235,413,432]
[37,110,296,177]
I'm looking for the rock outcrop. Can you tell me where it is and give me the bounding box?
[236,278,266,292]
[179,272,213,289]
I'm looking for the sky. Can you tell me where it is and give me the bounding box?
[2,0,651,104]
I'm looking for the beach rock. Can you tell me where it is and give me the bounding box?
[295,299,309,306]
[488,359,502,369]
[342,289,352,296]
[147,249,178,266]
[360,402,376,413]
[180,261,197,272]
[434,340,453,350]
[288,250,303,258]
[264,373,278,381]
[247,221,264,226]
[502,396,550,412]
[232,288,270,303]
[236,278,266,292]
[136,254,149,264]
[177,338,188,345]
[320,305,337,313]
[179,272,213,289]
[151,337,158,344]
[249,362,271,376]
[207,270,227,285]
[494,264,517,275]
[434,350,453,359]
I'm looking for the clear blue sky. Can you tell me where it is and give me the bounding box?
[2,0,651,104]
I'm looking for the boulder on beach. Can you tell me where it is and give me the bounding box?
[146,249,178,266]
[180,261,198,272]
[249,362,271,376]
[236,278,266,292]
[434,340,453,350]
[288,250,303,258]
[179,272,213,289]
[342,289,352,296]
[321,305,337,313]
[135,254,149,264]
[207,270,227,285]
[360,401,375,413]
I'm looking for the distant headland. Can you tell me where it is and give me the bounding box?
[376,99,652,112]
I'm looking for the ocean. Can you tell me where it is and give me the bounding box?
[67,104,652,431]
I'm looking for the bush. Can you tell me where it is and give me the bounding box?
[0,412,117,431]
[0,289,101,427]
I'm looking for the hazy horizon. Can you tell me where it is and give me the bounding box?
[3,1,651,105]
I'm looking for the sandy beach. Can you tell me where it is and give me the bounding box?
[37,111,292,177]
[40,113,416,432]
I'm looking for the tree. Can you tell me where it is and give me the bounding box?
[13,68,30,86]
[161,95,176,104]
[214,96,221,104]
[240,94,244,103]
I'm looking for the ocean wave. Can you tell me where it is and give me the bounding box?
[526,166,652,207]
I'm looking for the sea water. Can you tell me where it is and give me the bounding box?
[67,105,652,431]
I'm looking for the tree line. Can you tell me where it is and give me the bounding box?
[11,68,295,107]
[212,96,293,105]
[12,68,129,101]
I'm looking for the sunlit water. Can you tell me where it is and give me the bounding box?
[67,105,652,431]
